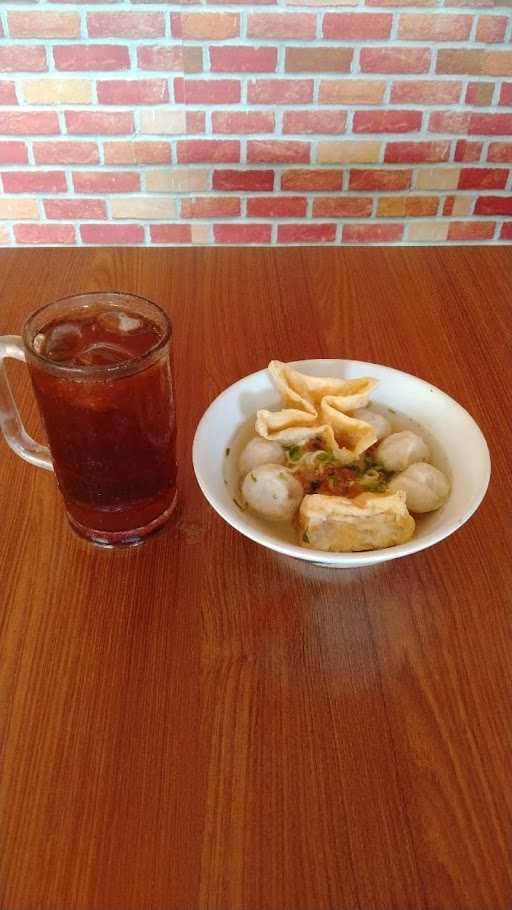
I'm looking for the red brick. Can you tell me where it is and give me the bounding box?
[213,169,274,191]
[283,110,346,134]
[97,80,168,105]
[385,142,450,163]
[54,45,129,71]
[465,82,494,106]
[212,111,274,133]
[0,46,47,72]
[2,171,66,192]
[138,46,198,73]
[247,197,307,217]
[65,111,133,135]
[73,171,139,193]
[313,197,373,217]
[455,140,483,162]
[474,196,512,215]
[447,221,495,241]
[488,143,512,162]
[0,141,28,164]
[443,196,455,217]
[281,170,342,191]
[248,140,310,164]
[210,46,277,73]
[361,48,430,74]
[248,13,315,39]
[349,168,412,190]
[177,140,240,163]
[34,141,98,165]
[81,224,145,244]
[248,79,313,104]
[0,84,17,105]
[500,223,512,240]
[0,111,59,135]
[278,224,336,243]
[44,199,106,220]
[354,110,421,133]
[343,224,404,243]
[214,224,272,244]
[391,81,462,104]
[286,49,352,74]
[14,224,75,245]
[429,112,470,133]
[476,15,507,43]
[172,13,239,40]
[399,13,471,40]
[150,225,193,244]
[437,49,512,77]
[458,168,508,189]
[181,197,240,218]
[469,114,512,135]
[104,141,171,165]
[323,13,392,39]
[87,12,164,38]
[500,84,512,106]
[174,78,240,104]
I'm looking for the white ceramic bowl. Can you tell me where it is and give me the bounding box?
[192,360,491,568]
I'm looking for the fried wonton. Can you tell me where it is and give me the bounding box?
[256,361,379,461]
[299,490,415,552]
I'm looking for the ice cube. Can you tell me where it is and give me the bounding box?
[33,333,45,353]
[78,341,131,366]
[97,310,142,334]
[44,322,83,362]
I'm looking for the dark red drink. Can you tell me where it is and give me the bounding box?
[25,294,177,546]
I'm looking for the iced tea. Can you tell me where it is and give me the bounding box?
[26,294,177,545]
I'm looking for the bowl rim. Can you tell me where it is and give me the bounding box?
[192,359,491,566]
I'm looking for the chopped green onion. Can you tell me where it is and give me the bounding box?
[288,445,302,462]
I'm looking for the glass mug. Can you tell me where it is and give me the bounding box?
[0,293,178,547]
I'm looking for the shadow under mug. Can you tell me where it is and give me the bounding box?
[0,292,178,547]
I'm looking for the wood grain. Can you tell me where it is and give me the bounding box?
[0,247,511,910]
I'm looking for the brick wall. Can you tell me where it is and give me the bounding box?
[0,1,511,246]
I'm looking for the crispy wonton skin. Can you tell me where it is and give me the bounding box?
[299,491,415,552]
[256,362,379,461]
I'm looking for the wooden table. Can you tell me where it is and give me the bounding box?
[1,247,511,910]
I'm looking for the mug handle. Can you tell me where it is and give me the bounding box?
[0,335,53,472]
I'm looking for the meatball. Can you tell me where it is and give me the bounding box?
[241,464,303,522]
[238,437,285,478]
[387,462,450,513]
[375,430,430,473]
